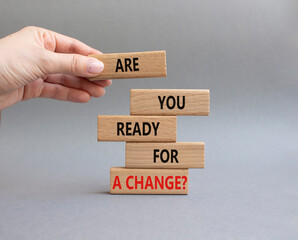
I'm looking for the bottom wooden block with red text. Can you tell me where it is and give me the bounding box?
[110,167,189,194]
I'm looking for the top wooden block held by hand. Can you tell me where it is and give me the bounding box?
[89,51,167,80]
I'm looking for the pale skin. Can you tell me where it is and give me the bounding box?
[0,26,111,114]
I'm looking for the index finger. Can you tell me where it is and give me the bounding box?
[49,30,101,56]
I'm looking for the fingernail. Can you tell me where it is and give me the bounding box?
[87,59,104,74]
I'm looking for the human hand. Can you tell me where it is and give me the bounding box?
[0,26,111,111]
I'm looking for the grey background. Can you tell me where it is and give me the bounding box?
[0,0,297,239]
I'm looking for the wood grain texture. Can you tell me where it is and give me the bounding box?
[125,142,204,169]
[110,167,188,194]
[130,89,210,116]
[89,51,167,80]
[97,115,176,142]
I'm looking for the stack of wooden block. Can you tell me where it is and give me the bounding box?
[91,51,210,194]
[97,89,209,194]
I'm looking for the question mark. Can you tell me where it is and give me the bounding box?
[182,176,187,189]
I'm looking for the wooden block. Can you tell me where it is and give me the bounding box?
[89,51,167,80]
[97,115,176,142]
[130,89,210,116]
[110,167,188,194]
[125,142,204,169]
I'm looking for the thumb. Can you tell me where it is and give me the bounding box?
[46,52,104,78]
